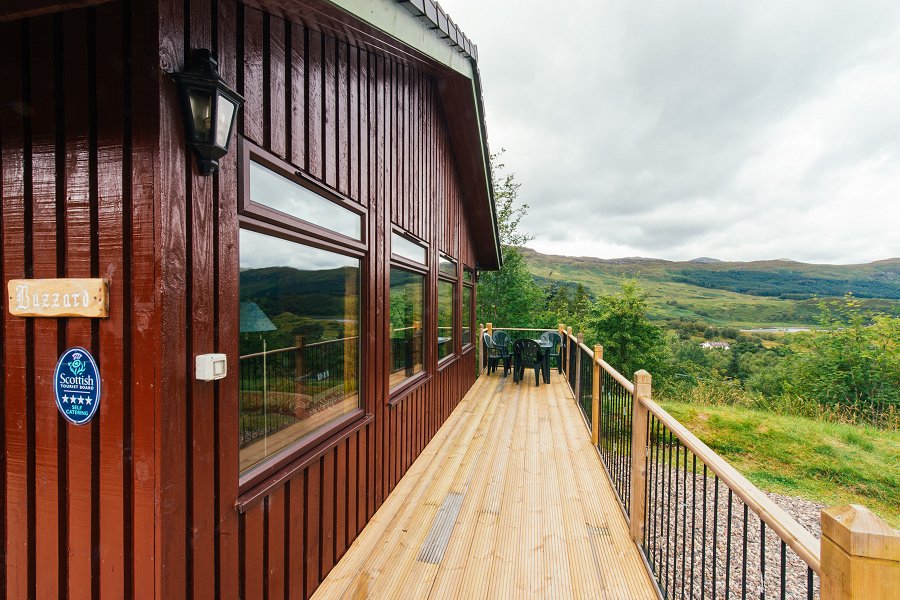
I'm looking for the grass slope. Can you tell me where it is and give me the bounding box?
[662,402,900,528]
[522,248,900,327]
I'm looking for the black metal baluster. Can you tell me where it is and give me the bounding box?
[664,431,672,586]
[725,489,734,600]
[690,454,697,599]
[649,416,659,569]
[741,503,749,600]
[780,541,786,600]
[673,438,681,597]
[759,523,766,600]
[681,445,688,600]
[712,477,719,600]
[806,567,814,600]
[701,464,708,600]
[626,387,633,512]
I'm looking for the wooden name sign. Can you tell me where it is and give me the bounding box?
[7,278,109,318]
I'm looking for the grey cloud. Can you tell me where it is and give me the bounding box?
[449,0,900,263]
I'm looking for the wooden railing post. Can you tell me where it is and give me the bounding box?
[478,324,485,374]
[821,504,900,599]
[630,370,651,543]
[574,332,584,397]
[486,322,493,338]
[558,324,566,372]
[591,344,602,445]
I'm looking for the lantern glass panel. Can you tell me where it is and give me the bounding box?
[187,88,214,143]
[216,94,237,148]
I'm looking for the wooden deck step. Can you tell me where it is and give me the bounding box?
[311,373,656,599]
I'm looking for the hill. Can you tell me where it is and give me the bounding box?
[521,248,900,327]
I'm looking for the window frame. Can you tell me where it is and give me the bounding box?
[240,141,367,253]
[436,252,458,367]
[461,265,475,352]
[237,141,369,493]
[388,227,431,402]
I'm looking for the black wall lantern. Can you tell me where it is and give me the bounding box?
[172,49,244,176]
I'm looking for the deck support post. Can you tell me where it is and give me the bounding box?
[591,345,602,445]
[478,324,485,373]
[630,370,652,544]
[820,504,900,599]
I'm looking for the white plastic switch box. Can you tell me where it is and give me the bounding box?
[195,353,228,381]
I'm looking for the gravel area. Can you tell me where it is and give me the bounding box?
[606,452,825,600]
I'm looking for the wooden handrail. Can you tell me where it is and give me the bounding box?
[597,359,635,394]
[638,394,822,573]
[490,327,557,332]
[306,335,359,348]
[239,335,360,358]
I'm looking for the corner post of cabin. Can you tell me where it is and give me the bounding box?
[630,369,652,543]
[575,331,584,398]
[820,504,900,600]
[478,323,485,373]
[591,344,603,445]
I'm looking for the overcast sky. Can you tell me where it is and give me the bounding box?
[444,0,900,264]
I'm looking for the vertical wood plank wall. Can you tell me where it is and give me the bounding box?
[0,0,481,598]
[1,2,161,598]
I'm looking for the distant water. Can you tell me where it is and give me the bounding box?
[741,327,810,333]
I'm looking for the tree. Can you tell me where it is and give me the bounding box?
[476,152,542,327]
[477,247,542,327]
[491,150,534,247]
[787,299,900,415]
[584,280,669,378]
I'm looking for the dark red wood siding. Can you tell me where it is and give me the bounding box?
[0,0,482,598]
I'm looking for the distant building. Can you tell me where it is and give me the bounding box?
[701,341,731,349]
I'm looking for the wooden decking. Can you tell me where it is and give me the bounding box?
[312,372,656,599]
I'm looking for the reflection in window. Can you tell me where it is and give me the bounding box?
[249,161,361,239]
[462,285,472,346]
[391,232,426,264]
[239,229,360,475]
[437,280,455,361]
[389,268,425,388]
[438,255,456,278]
[463,268,474,283]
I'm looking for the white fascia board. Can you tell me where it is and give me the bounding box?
[325,0,475,79]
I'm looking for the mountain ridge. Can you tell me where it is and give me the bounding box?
[519,247,900,327]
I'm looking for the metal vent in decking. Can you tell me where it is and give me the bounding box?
[417,492,465,564]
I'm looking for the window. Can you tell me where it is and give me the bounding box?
[389,268,425,389]
[249,160,362,240]
[462,266,475,347]
[437,254,457,362]
[238,149,364,481]
[389,229,428,391]
[437,280,455,360]
[392,231,426,264]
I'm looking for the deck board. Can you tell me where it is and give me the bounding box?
[312,373,656,599]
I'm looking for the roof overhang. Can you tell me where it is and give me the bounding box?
[243,0,502,269]
[0,0,502,269]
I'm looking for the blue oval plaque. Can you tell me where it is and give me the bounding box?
[54,347,101,425]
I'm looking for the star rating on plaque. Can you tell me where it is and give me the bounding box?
[61,394,92,405]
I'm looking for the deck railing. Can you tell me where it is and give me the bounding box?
[478,323,898,600]
[238,336,358,447]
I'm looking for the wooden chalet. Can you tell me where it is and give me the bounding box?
[0,0,499,597]
[3,1,898,599]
